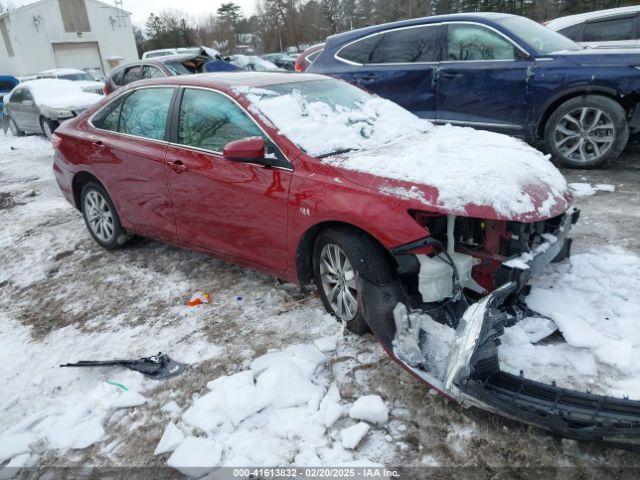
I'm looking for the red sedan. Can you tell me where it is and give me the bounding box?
[54,72,635,445]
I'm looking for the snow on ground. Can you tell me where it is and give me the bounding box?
[569,182,616,197]
[2,132,640,472]
[234,78,569,218]
[500,249,640,397]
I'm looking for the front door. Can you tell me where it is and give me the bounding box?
[436,23,531,134]
[356,24,444,119]
[165,88,291,272]
[89,86,177,241]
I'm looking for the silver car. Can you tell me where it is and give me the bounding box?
[3,79,102,138]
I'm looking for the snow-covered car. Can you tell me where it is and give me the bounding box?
[3,79,102,138]
[229,55,284,72]
[142,46,221,60]
[51,72,640,447]
[37,68,105,96]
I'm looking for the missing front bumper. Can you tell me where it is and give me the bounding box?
[361,279,640,449]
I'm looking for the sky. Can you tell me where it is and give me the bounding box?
[10,0,257,26]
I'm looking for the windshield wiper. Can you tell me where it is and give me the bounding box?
[317,148,355,159]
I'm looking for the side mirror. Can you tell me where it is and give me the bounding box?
[223,137,268,165]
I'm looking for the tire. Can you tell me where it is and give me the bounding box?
[8,116,23,137]
[40,117,58,139]
[313,227,393,335]
[80,182,126,250]
[544,95,628,169]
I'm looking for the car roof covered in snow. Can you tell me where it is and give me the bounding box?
[131,72,325,90]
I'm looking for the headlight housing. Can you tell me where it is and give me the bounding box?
[41,106,74,119]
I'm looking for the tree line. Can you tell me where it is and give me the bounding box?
[135,0,639,56]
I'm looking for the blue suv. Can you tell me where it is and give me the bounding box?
[309,13,640,168]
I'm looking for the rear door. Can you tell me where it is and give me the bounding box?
[89,87,177,241]
[165,87,292,272]
[20,87,40,131]
[355,24,444,119]
[436,23,531,134]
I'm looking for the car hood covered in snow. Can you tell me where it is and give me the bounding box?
[236,80,570,223]
[324,126,571,222]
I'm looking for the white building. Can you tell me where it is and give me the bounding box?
[0,0,138,77]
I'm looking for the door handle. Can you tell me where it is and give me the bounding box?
[359,73,377,82]
[440,71,464,79]
[92,140,105,149]
[167,160,188,173]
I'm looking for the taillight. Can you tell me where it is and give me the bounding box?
[51,133,62,149]
[295,63,303,72]
[103,84,110,95]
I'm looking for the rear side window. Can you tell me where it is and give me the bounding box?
[111,69,124,86]
[94,101,122,131]
[583,17,636,42]
[119,88,174,140]
[178,88,263,152]
[338,35,381,64]
[369,25,441,63]
[307,50,323,63]
[9,88,23,103]
[558,23,584,42]
[447,24,516,61]
[122,66,142,85]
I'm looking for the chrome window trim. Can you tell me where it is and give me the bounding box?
[169,85,294,171]
[334,20,530,67]
[88,84,174,146]
[334,23,443,66]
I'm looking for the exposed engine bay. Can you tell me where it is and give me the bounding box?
[361,208,640,449]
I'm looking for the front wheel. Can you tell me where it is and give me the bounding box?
[40,117,58,139]
[313,228,393,334]
[544,95,628,169]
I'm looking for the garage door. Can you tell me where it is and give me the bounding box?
[52,42,103,73]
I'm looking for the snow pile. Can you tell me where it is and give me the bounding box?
[500,249,640,397]
[0,381,146,467]
[160,342,387,474]
[234,79,569,218]
[7,79,102,109]
[569,182,616,197]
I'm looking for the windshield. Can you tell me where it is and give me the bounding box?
[59,73,95,81]
[495,16,582,54]
[234,78,429,157]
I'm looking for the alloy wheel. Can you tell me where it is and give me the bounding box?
[554,107,615,165]
[84,190,115,243]
[42,121,53,139]
[9,119,19,136]
[319,243,358,321]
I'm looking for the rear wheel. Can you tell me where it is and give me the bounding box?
[544,95,628,169]
[8,116,23,137]
[313,227,393,334]
[80,182,125,250]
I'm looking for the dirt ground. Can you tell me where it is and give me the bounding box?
[1,133,640,476]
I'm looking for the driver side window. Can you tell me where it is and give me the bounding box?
[178,88,264,152]
[447,24,516,61]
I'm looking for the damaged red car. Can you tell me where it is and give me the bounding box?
[52,72,638,448]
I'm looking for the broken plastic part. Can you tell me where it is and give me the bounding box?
[60,352,187,379]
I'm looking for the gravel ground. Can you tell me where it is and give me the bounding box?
[1,132,640,476]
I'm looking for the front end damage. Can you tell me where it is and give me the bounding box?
[362,208,640,448]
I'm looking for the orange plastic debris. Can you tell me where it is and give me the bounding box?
[187,291,211,307]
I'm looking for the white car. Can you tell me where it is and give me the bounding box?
[546,6,640,49]
[37,68,105,95]
[142,46,220,60]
